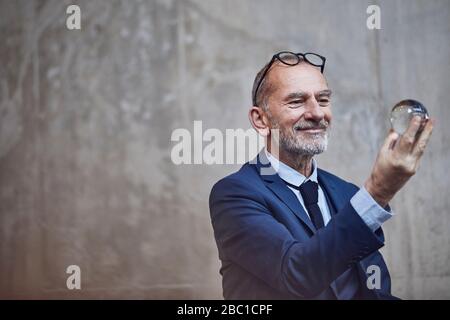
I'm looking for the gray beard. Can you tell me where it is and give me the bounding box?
[271,121,330,157]
[280,130,329,156]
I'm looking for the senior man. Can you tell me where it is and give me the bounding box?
[209,51,434,299]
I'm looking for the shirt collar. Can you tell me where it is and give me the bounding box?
[264,148,318,187]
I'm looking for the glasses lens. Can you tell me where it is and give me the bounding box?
[304,53,323,66]
[278,52,300,66]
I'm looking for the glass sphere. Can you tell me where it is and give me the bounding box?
[390,99,429,134]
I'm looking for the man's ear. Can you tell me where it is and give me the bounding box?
[248,106,270,137]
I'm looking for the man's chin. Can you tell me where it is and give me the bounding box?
[282,143,327,156]
[286,137,328,155]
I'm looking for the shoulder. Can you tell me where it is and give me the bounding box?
[209,162,265,202]
[317,168,360,194]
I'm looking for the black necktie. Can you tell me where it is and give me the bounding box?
[299,180,325,230]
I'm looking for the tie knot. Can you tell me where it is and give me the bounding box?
[299,180,318,206]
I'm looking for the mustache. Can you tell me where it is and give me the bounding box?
[293,120,329,130]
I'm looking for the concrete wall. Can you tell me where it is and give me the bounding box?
[0,0,449,299]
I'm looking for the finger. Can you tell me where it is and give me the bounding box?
[397,115,422,152]
[382,129,399,152]
[412,118,434,157]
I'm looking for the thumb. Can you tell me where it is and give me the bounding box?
[381,129,399,152]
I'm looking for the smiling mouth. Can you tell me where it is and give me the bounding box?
[294,127,325,133]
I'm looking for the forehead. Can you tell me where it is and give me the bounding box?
[267,62,328,98]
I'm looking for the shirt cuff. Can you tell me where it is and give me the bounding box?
[350,187,394,232]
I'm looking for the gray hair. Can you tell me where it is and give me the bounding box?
[251,55,305,111]
[251,60,273,111]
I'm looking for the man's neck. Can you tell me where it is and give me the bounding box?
[280,152,314,178]
[267,147,314,178]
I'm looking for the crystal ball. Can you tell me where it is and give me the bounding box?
[390,99,429,135]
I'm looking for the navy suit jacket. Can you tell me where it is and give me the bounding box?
[209,151,396,300]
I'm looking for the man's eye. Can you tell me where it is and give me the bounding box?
[288,100,304,107]
[319,99,330,106]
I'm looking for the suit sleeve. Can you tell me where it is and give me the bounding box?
[209,177,385,298]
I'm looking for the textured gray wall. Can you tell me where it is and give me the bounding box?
[0,0,449,299]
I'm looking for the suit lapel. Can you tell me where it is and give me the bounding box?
[255,151,316,234]
[267,179,317,234]
[321,182,338,216]
[317,169,343,214]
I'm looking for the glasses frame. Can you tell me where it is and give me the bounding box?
[252,51,326,106]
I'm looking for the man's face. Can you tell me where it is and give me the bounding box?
[265,62,332,156]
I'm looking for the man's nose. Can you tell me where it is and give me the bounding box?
[304,98,324,122]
